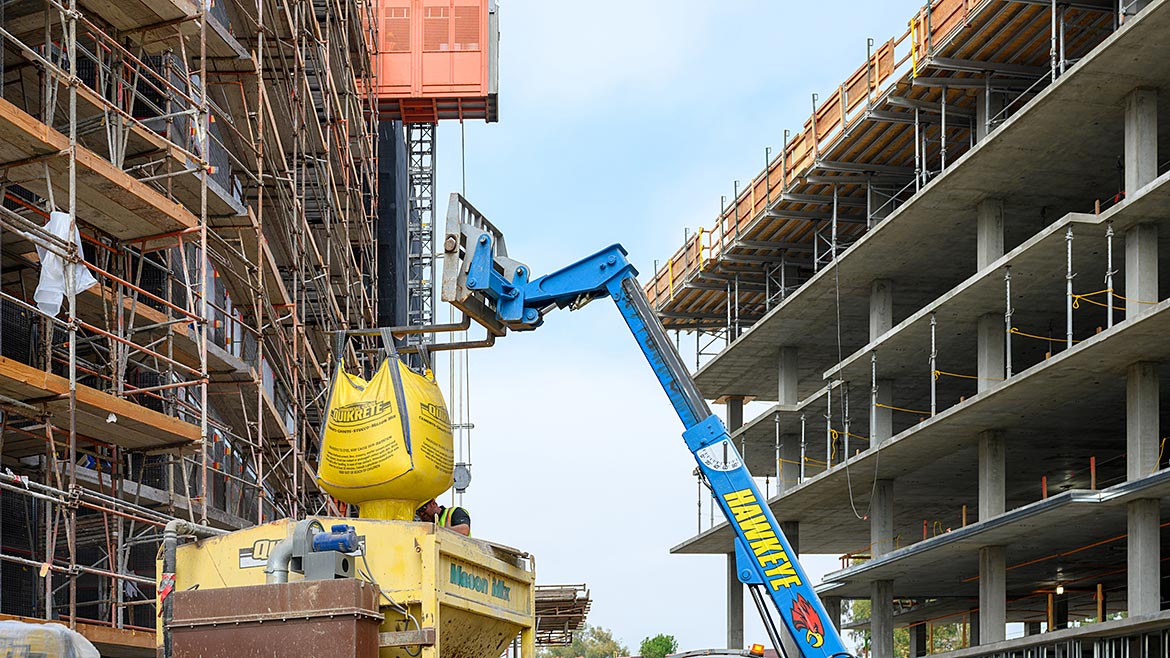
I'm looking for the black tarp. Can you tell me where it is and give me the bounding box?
[377,121,409,328]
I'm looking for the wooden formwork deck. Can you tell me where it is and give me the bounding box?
[0,96,199,241]
[0,354,199,455]
[643,0,1118,330]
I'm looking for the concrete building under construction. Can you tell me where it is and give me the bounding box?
[650,0,1170,656]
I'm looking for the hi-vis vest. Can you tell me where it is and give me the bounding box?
[437,507,470,536]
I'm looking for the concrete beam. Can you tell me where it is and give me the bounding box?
[978,430,1005,520]
[976,199,1005,269]
[1125,88,1158,196]
[978,546,1006,644]
[1125,223,1158,320]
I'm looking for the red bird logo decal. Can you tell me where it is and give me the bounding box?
[791,594,825,648]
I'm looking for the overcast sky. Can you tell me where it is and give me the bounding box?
[428,0,921,651]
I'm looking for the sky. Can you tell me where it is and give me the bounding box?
[426,0,922,652]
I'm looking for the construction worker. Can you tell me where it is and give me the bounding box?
[416,498,471,536]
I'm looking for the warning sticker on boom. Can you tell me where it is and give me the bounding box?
[696,441,742,471]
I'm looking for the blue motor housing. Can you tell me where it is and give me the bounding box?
[311,524,359,553]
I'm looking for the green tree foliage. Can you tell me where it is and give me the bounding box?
[639,634,678,658]
[844,599,967,657]
[539,624,630,658]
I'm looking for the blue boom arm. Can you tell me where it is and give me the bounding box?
[463,237,853,658]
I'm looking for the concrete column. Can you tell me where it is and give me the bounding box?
[778,347,798,406]
[975,89,1006,142]
[871,580,894,658]
[871,281,894,450]
[978,430,1005,520]
[978,546,1006,644]
[909,623,928,657]
[1125,223,1159,320]
[871,480,895,557]
[1128,362,1160,480]
[976,198,1005,269]
[1127,361,1161,616]
[726,397,744,433]
[822,596,842,633]
[969,611,980,646]
[1129,499,1161,616]
[780,521,799,556]
[1125,88,1158,197]
[779,434,800,491]
[725,397,745,650]
[977,314,1005,393]
[870,279,894,341]
[870,480,895,658]
[726,553,743,649]
[1053,593,1069,630]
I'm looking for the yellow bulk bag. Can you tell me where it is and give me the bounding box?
[316,357,454,520]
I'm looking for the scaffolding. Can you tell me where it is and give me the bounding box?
[0,0,378,649]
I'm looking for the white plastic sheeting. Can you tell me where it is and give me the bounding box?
[34,211,98,316]
[0,620,100,658]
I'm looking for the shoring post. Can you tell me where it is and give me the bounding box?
[774,413,781,485]
[832,184,839,260]
[825,384,833,467]
[1091,456,1098,489]
[1106,221,1115,328]
[930,313,938,415]
[1050,0,1059,82]
[870,352,878,442]
[1005,267,1014,377]
[914,107,922,192]
[941,85,948,170]
[799,413,807,481]
[1066,226,1074,349]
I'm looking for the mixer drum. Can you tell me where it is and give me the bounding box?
[316,357,454,516]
